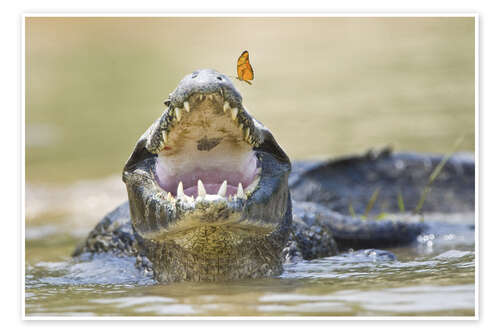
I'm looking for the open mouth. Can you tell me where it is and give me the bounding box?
[151,92,262,202]
[123,69,291,242]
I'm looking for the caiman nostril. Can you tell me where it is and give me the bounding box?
[216,76,223,81]
[192,73,198,78]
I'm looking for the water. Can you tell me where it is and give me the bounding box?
[25,248,475,316]
[25,183,475,317]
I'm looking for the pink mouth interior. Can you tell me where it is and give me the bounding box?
[156,153,259,197]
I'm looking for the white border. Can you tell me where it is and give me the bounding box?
[24,13,476,16]
[21,12,26,322]
[21,13,479,321]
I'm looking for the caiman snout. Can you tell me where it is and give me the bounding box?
[166,69,242,111]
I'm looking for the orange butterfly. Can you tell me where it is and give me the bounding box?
[237,50,254,85]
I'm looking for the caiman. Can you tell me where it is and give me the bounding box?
[73,69,475,283]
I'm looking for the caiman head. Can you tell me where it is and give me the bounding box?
[122,69,292,283]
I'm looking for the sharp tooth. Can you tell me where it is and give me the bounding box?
[197,179,206,197]
[183,101,190,112]
[223,101,231,113]
[237,183,246,199]
[245,128,250,141]
[177,182,184,198]
[162,130,168,144]
[231,108,238,120]
[198,95,203,101]
[245,176,260,193]
[217,180,227,197]
[208,94,213,101]
[166,192,173,201]
[175,107,182,121]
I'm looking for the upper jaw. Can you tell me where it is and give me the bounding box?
[145,74,264,155]
[149,88,265,197]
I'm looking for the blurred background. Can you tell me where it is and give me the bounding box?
[25,17,475,253]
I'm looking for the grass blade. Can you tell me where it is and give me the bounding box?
[397,191,405,213]
[364,187,380,217]
[413,136,465,215]
[348,202,357,218]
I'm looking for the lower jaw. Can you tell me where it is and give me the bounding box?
[140,226,285,283]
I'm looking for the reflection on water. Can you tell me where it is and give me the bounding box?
[257,285,474,315]
[25,219,475,316]
[27,255,155,287]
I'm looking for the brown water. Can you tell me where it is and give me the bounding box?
[25,253,475,316]
[25,17,476,317]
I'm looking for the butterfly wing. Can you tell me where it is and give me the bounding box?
[237,50,254,83]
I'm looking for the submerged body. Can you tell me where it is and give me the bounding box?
[74,69,475,283]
